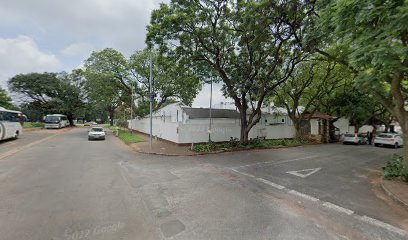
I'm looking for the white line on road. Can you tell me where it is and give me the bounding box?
[256,178,285,190]
[322,202,354,215]
[234,155,318,169]
[359,215,407,236]
[229,168,255,178]
[288,190,319,202]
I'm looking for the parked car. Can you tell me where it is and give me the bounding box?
[343,133,367,145]
[374,133,403,148]
[88,127,106,141]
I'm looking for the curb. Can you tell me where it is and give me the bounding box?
[381,179,408,209]
[127,143,318,157]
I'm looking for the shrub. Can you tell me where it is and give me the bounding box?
[192,141,218,152]
[116,119,129,129]
[383,154,408,182]
[225,137,240,148]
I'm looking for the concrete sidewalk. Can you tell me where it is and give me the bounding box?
[128,133,195,156]
[382,179,408,208]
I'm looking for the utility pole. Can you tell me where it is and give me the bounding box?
[208,77,213,142]
[130,80,133,132]
[149,53,153,152]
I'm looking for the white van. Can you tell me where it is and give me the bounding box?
[44,114,69,129]
[0,107,23,140]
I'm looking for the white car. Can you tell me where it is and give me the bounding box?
[88,127,106,141]
[374,133,403,148]
[343,133,367,145]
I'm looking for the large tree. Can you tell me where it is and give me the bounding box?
[82,71,123,126]
[84,48,202,119]
[318,0,408,167]
[0,87,14,109]
[128,49,201,116]
[8,72,85,125]
[274,59,348,138]
[147,0,316,143]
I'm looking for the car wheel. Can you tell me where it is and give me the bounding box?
[374,143,379,147]
[14,131,19,139]
[395,142,399,149]
[88,137,91,141]
[358,141,361,145]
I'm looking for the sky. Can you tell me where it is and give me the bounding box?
[0,0,228,107]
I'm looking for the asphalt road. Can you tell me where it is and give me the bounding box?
[0,128,407,240]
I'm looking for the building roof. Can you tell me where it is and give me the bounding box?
[182,107,240,119]
[302,111,332,120]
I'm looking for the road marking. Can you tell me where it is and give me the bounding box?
[322,202,354,215]
[359,215,407,236]
[0,134,58,160]
[230,168,255,178]
[286,167,321,178]
[288,190,319,202]
[256,178,285,190]
[234,155,318,169]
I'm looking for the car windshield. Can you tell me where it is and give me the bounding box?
[91,128,103,132]
[345,133,355,137]
[378,134,394,138]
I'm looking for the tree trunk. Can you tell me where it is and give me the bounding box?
[294,120,303,139]
[384,124,390,133]
[239,109,249,144]
[109,110,115,126]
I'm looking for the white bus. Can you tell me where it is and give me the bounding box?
[44,114,69,129]
[0,107,23,140]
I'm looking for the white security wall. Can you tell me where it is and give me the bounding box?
[249,124,296,139]
[129,116,180,143]
[334,117,354,134]
[178,119,240,144]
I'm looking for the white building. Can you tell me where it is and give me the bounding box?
[129,102,296,144]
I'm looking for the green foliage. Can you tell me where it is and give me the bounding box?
[23,122,44,128]
[117,130,145,144]
[147,0,316,142]
[0,88,14,109]
[116,119,128,129]
[192,141,217,152]
[383,155,408,182]
[274,59,351,136]
[192,138,313,153]
[84,48,202,121]
[8,72,85,125]
[318,0,408,166]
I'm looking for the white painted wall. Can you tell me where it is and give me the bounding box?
[310,119,319,135]
[129,113,296,144]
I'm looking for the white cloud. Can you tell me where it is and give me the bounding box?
[192,83,232,108]
[0,0,162,53]
[0,35,62,88]
[61,42,95,57]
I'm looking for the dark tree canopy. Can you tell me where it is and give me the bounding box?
[147,0,317,142]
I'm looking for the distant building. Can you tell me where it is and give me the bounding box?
[129,102,296,144]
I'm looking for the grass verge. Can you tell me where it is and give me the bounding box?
[117,129,145,144]
[23,122,44,128]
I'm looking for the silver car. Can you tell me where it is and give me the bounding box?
[88,127,106,141]
[343,133,367,145]
[374,133,403,148]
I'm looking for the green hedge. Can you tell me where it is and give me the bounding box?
[192,138,313,153]
[23,122,44,128]
[383,154,408,182]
